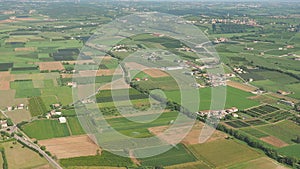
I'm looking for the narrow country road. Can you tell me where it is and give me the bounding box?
[0,110,63,169]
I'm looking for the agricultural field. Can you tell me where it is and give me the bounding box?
[257,120,300,144]
[225,120,250,128]
[137,144,196,166]
[21,119,71,140]
[278,144,300,159]
[106,111,179,138]
[188,139,261,168]
[96,88,148,103]
[134,76,179,91]
[5,109,31,124]
[39,135,100,159]
[59,151,133,168]
[165,86,259,111]
[28,96,47,116]
[241,104,291,123]
[241,128,269,138]
[228,157,289,169]
[165,161,211,169]
[41,86,73,105]
[2,141,49,169]
[10,79,41,98]
[68,117,86,135]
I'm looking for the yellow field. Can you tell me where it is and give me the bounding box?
[3,141,48,169]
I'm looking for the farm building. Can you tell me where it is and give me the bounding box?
[7,106,12,111]
[277,90,290,95]
[58,117,67,124]
[278,100,295,107]
[0,120,8,128]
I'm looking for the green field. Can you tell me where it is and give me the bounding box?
[165,86,259,111]
[42,86,73,105]
[60,151,133,167]
[68,117,86,135]
[96,88,148,103]
[28,96,47,116]
[228,157,289,169]
[22,119,70,140]
[97,98,150,108]
[62,109,77,116]
[41,95,58,110]
[10,80,41,98]
[278,144,300,159]
[257,120,300,144]
[241,128,269,138]
[137,144,196,166]
[166,161,211,169]
[106,111,179,138]
[188,140,261,168]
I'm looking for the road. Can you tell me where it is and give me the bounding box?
[0,110,63,169]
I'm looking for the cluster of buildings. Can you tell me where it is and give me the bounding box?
[134,78,148,82]
[196,107,239,119]
[7,104,27,111]
[213,37,228,44]
[211,18,258,26]
[112,44,137,52]
[67,82,77,88]
[45,107,67,124]
[233,67,247,74]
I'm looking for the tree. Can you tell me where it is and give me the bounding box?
[292,136,300,143]
[40,146,46,151]
[212,24,217,33]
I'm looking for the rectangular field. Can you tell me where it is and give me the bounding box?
[2,141,48,169]
[225,120,250,128]
[22,119,70,140]
[137,144,196,166]
[188,140,261,168]
[39,135,99,159]
[241,128,269,138]
[106,111,179,138]
[165,86,259,111]
[28,96,47,116]
[59,151,133,167]
[228,157,289,169]
[68,117,86,135]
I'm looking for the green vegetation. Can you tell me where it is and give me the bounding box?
[28,97,47,116]
[225,120,250,128]
[165,86,259,111]
[278,145,300,159]
[106,111,179,138]
[96,88,148,103]
[67,117,85,135]
[21,119,70,140]
[60,151,133,167]
[241,128,269,138]
[258,120,300,144]
[10,80,41,98]
[188,140,261,168]
[42,86,72,105]
[138,144,196,166]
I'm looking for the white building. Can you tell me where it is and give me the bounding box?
[58,117,67,124]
